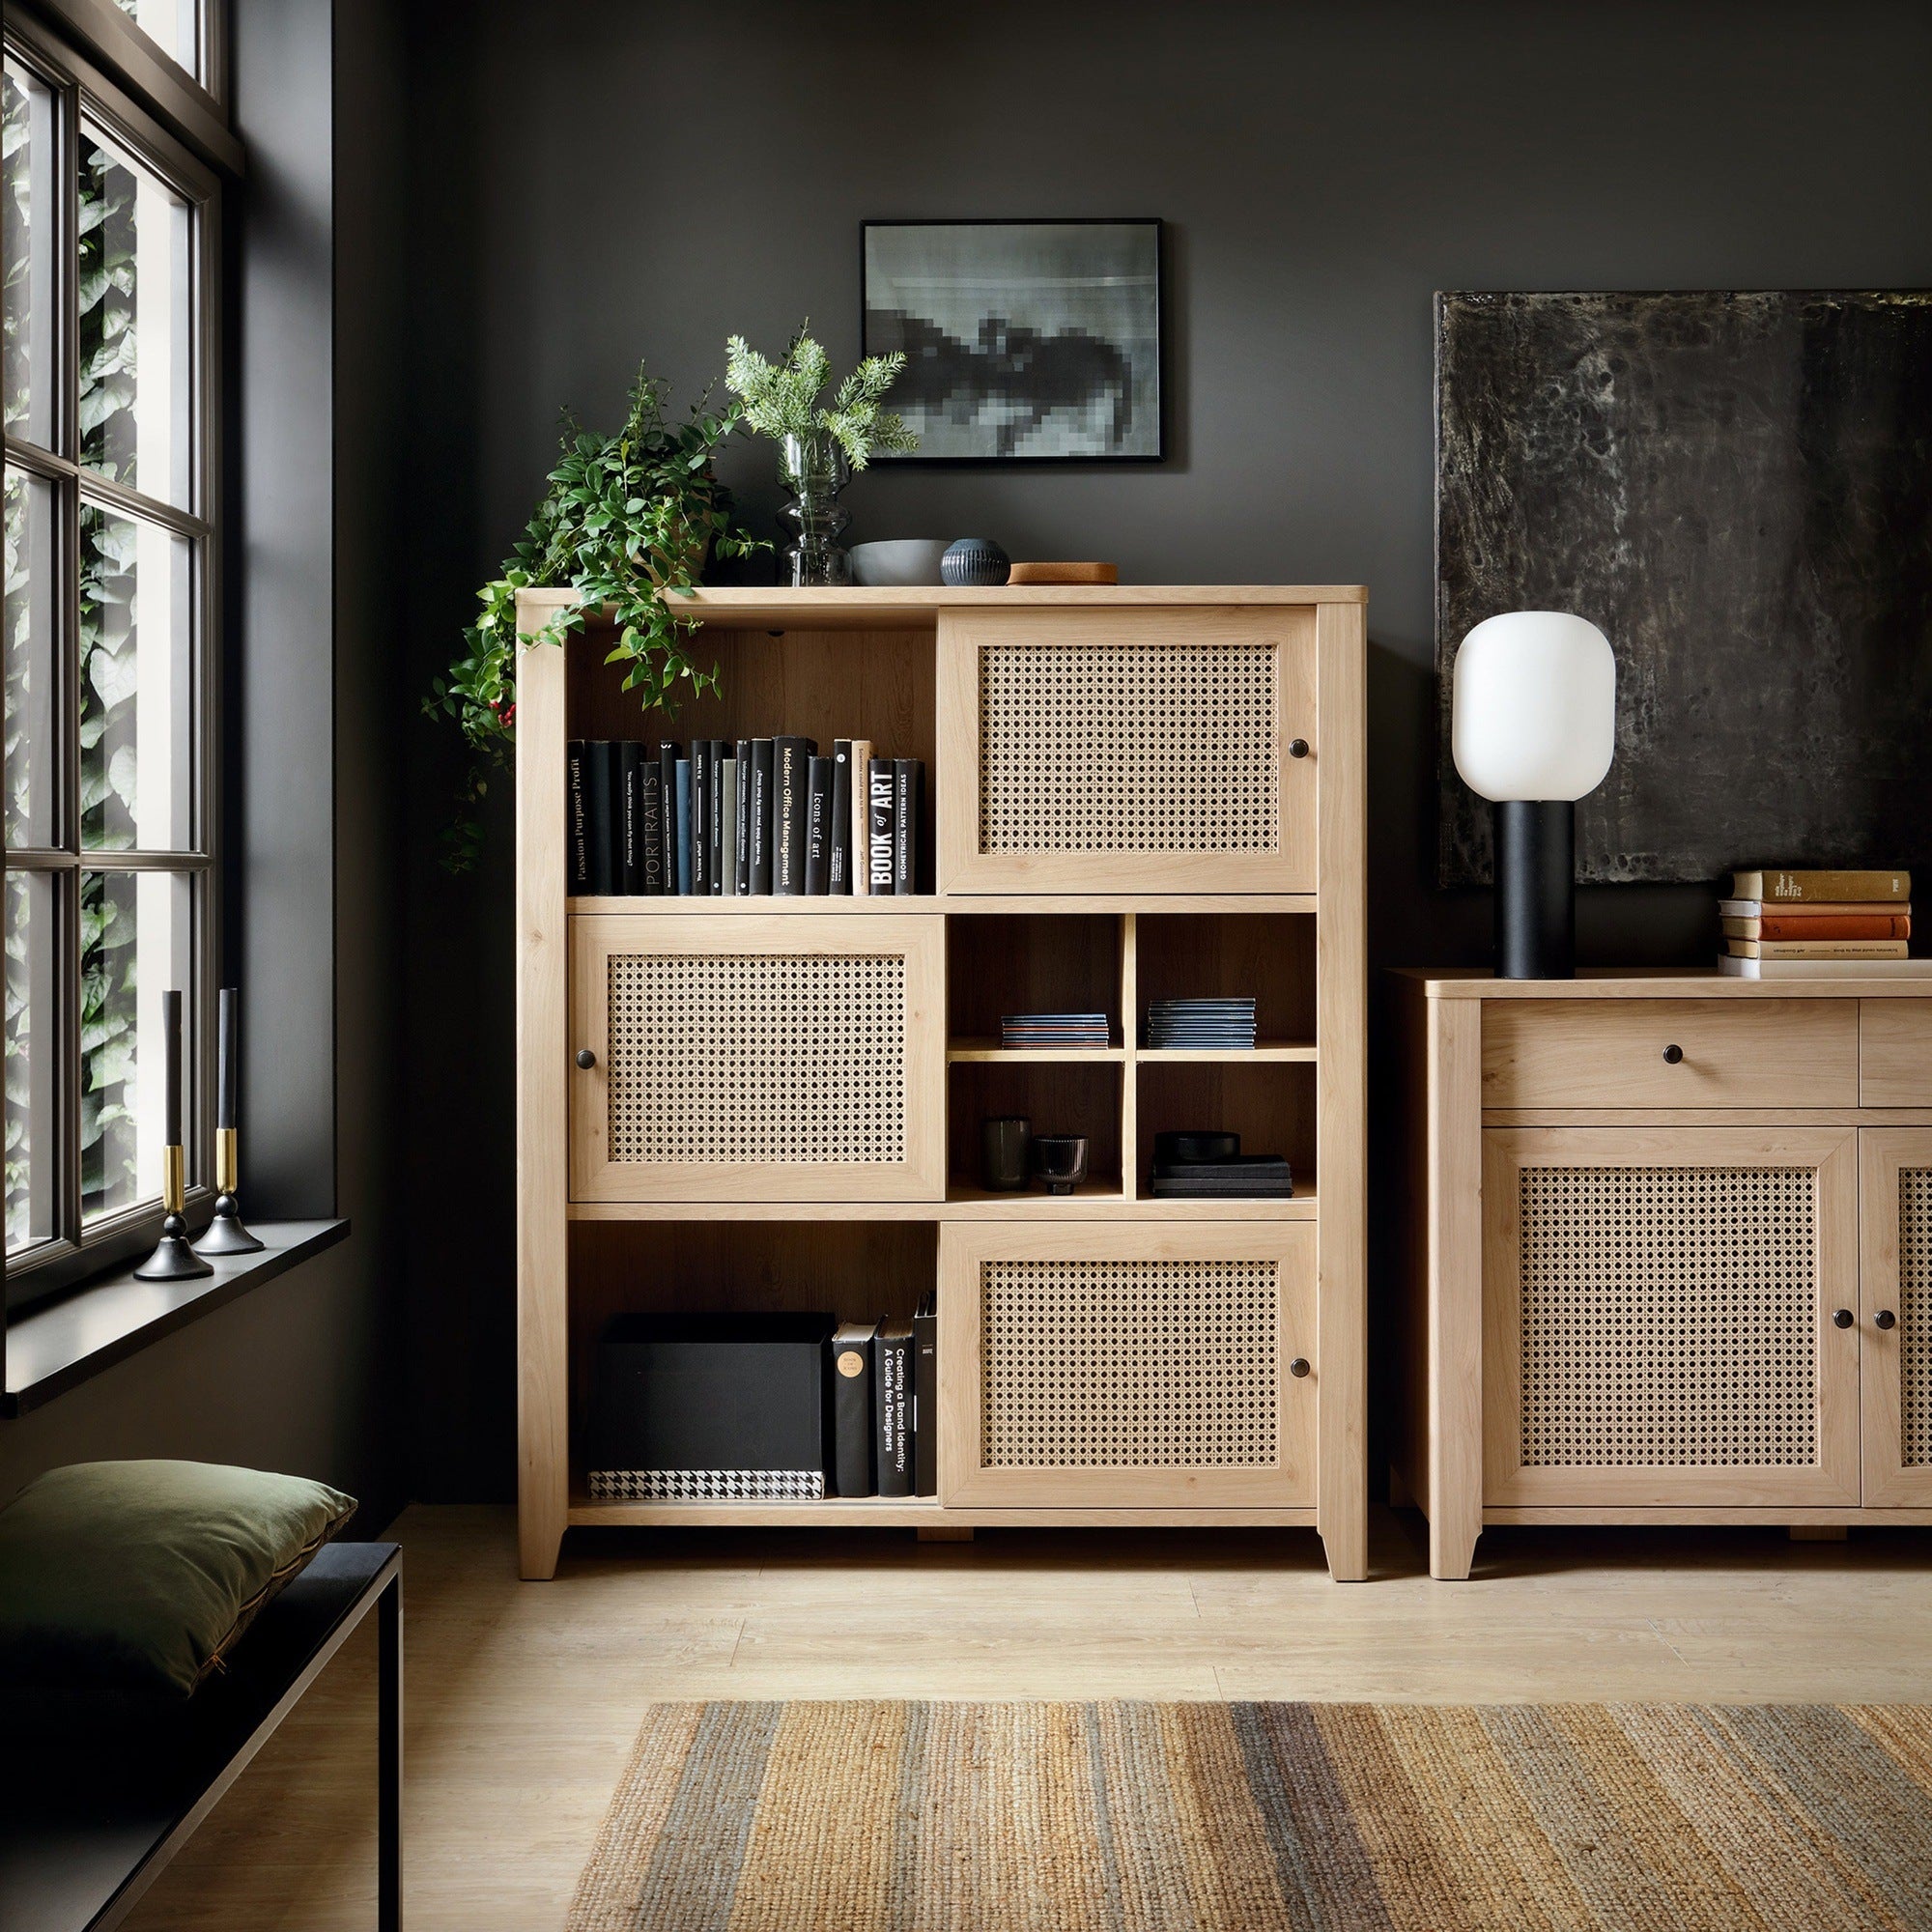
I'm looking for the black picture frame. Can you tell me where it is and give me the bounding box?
[860,217,1165,464]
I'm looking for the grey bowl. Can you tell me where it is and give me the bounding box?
[850,539,951,587]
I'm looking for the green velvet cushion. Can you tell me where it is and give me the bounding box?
[0,1460,355,1699]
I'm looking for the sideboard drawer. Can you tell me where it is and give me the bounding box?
[1482,999,1859,1109]
[1861,1001,1932,1106]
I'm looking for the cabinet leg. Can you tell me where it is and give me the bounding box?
[1319,1523,1368,1582]
[917,1525,974,1543]
[1431,1519,1479,1581]
[1788,1524,1849,1542]
[519,1523,564,1580]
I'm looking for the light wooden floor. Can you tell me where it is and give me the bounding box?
[126,1503,1932,1931]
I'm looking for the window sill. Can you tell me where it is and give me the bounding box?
[3,1219,350,1416]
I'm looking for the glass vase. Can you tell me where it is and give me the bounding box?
[778,431,852,586]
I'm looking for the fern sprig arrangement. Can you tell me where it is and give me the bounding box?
[724,323,918,469]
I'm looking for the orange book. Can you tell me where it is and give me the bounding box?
[1721,914,1912,941]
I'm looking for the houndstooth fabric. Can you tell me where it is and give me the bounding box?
[586,1468,825,1501]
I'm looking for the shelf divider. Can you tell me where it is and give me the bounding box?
[1122,912,1140,1201]
[947,1039,1125,1064]
[1138,1042,1319,1064]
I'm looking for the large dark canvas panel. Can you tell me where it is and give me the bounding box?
[1435,290,1932,885]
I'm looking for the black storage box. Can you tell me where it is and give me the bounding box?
[588,1312,835,1502]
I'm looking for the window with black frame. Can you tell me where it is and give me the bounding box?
[4,5,224,1305]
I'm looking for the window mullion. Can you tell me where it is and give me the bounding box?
[56,62,84,1256]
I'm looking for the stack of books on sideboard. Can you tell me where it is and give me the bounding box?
[1719,868,1928,978]
[568,737,924,896]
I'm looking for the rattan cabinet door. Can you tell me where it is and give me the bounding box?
[937,1222,1317,1507]
[1482,1128,1861,1507]
[936,608,1317,894]
[569,914,945,1202]
[1860,1129,1932,1507]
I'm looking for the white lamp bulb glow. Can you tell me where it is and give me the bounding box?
[1452,611,1616,803]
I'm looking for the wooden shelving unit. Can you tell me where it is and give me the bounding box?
[517,584,1367,1578]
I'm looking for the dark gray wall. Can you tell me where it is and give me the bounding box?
[398,0,1932,1497]
[1,0,409,1525]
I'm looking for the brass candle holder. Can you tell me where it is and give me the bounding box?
[134,1144,213,1281]
[196,1126,265,1255]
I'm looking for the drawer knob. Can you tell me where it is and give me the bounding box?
[575,1048,597,1070]
[1876,1309,1898,1331]
[1662,1043,1684,1064]
[1289,738,1310,759]
[1289,1356,1311,1378]
[1833,1308,1854,1328]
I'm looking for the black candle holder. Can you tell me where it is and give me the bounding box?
[195,1128,265,1255]
[135,1146,213,1281]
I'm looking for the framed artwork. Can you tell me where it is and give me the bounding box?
[1435,289,1932,886]
[861,218,1164,462]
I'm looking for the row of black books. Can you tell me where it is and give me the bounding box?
[567,738,924,897]
[830,1295,938,1499]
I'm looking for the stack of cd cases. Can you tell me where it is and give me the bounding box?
[1001,1012,1111,1049]
[1145,998,1257,1049]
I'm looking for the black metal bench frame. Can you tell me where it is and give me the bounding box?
[2,1540,402,1931]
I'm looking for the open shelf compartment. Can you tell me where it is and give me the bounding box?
[567,1218,938,1510]
[566,616,938,895]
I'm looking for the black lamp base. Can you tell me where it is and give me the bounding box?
[195,1193,266,1256]
[134,1211,215,1281]
[1493,799,1576,980]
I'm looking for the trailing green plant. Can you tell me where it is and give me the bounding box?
[724,324,918,469]
[425,365,765,871]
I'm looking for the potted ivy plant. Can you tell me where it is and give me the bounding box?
[425,365,764,869]
[724,325,918,585]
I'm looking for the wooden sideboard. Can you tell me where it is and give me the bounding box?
[1395,970,1932,1578]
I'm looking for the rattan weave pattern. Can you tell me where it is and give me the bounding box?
[979,1258,1279,1468]
[1518,1165,1818,1468]
[1901,1168,1931,1467]
[607,952,906,1165]
[977,642,1278,854]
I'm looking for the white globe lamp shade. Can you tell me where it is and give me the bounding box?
[1452,611,1615,803]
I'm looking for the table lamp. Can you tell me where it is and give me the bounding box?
[1452,611,1615,979]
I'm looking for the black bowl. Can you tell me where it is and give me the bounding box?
[1152,1130,1240,1168]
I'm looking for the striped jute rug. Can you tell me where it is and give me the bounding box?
[566,1701,1932,1931]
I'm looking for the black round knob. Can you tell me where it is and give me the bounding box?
[575,1048,596,1070]
[1288,738,1310,759]
[1833,1308,1854,1328]
[1662,1043,1684,1064]
[1289,1356,1311,1378]
[1876,1309,1897,1331]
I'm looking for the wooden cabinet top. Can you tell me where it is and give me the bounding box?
[518,583,1369,632]
[1394,967,1932,1000]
